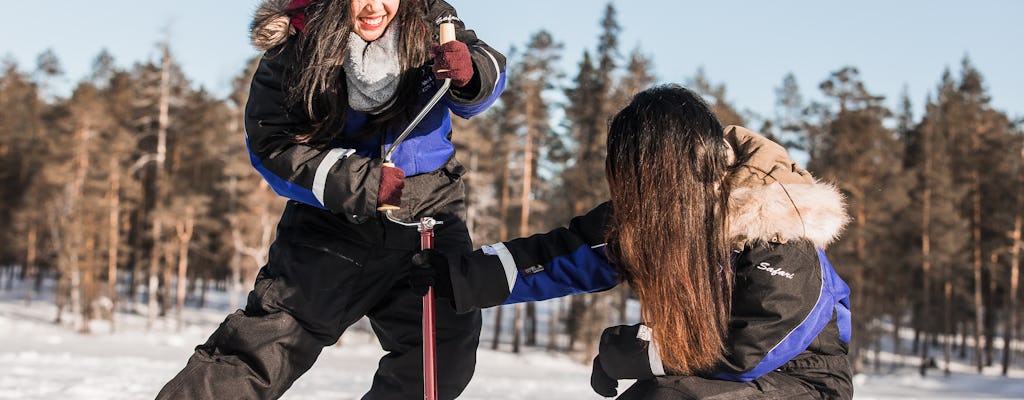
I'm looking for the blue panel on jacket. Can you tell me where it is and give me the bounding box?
[504,244,618,304]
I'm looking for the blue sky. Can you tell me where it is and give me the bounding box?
[2,0,1021,122]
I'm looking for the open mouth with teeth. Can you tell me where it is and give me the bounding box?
[359,15,386,30]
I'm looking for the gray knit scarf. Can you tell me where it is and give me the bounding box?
[343,23,401,113]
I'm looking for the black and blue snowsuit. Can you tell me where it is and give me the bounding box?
[157,1,506,399]
[445,126,855,399]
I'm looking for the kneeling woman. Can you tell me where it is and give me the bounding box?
[418,85,853,399]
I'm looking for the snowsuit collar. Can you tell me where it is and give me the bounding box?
[250,0,307,51]
[724,126,849,249]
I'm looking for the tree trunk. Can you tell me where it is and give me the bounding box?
[80,236,97,334]
[147,44,172,330]
[230,212,274,311]
[913,327,920,357]
[175,206,195,332]
[852,192,867,374]
[943,280,953,376]
[519,89,536,348]
[567,296,584,351]
[55,273,69,324]
[617,286,629,324]
[512,304,523,353]
[465,152,478,238]
[970,122,985,372]
[66,116,92,332]
[107,156,121,332]
[23,225,37,305]
[199,277,209,309]
[129,208,144,306]
[161,250,174,318]
[498,144,512,244]
[893,307,903,370]
[491,305,503,350]
[491,129,513,352]
[231,264,243,311]
[873,334,882,373]
[1003,209,1022,375]
[547,299,560,351]
[582,295,610,363]
[984,263,997,367]
[229,250,242,312]
[70,266,83,331]
[526,303,537,346]
[959,320,968,359]
[919,141,933,376]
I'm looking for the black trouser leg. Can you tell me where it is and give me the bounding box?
[158,193,481,400]
[362,212,480,400]
[155,308,327,399]
[158,204,372,399]
[364,284,482,400]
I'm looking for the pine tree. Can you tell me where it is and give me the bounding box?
[1004,123,1024,375]
[689,67,745,127]
[219,57,285,311]
[559,2,623,358]
[913,70,971,375]
[1,58,52,304]
[810,66,906,373]
[774,72,806,151]
[95,53,144,329]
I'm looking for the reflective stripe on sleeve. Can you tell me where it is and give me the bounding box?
[312,148,356,206]
[482,242,518,292]
[638,325,666,376]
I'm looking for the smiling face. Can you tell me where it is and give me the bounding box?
[351,0,400,41]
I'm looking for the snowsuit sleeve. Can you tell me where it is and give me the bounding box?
[426,0,507,119]
[590,242,852,384]
[244,40,383,217]
[713,241,852,382]
[448,202,619,314]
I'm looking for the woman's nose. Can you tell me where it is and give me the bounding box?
[363,0,384,12]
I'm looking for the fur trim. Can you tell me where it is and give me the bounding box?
[251,0,296,51]
[728,180,849,249]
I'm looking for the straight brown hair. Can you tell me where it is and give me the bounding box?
[290,0,431,145]
[604,85,733,375]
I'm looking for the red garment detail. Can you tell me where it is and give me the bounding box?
[431,41,473,87]
[287,0,311,33]
[378,163,406,208]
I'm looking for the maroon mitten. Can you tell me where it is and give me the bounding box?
[432,41,473,87]
[377,162,405,210]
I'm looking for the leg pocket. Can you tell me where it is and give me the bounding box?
[263,240,368,342]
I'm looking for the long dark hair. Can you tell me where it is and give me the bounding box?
[291,0,431,145]
[604,85,733,375]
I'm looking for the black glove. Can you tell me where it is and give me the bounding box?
[590,356,619,397]
[409,249,454,300]
[589,324,661,398]
[598,324,659,380]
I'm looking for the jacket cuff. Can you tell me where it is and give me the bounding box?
[323,154,381,217]
[445,48,499,105]
[638,325,667,376]
[450,248,513,314]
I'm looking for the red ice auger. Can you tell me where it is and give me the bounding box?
[376,19,457,400]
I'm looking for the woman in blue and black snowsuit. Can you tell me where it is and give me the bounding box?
[417,86,853,399]
[157,1,505,399]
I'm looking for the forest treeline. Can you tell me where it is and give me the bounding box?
[1,4,1021,376]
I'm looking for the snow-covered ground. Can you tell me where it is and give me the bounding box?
[1,295,1023,399]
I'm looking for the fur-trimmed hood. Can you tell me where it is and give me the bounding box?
[251,0,303,51]
[724,126,849,249]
